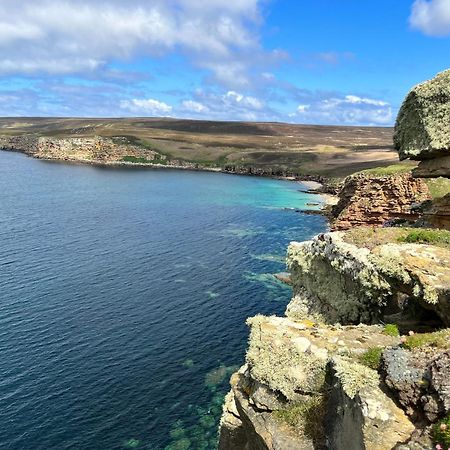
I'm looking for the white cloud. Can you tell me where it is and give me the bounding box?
[0,0,274,87]
[120,98,173,116]
[296,104,310,112]
[224,91,264,110]
[181,100,209,113]
[292,94,393,126]
[410,0,450,36]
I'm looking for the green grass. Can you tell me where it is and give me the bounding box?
[398,229,450,246]
[359,163,415,177]
[433,414,450,448]
[358,347,383,370]
[401,330,450,350]
[274,395,326,440]
[425,177,450,199]
[121,155,151,164]
[383,324,400,337]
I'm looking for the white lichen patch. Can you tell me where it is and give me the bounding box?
[333,357,379,399]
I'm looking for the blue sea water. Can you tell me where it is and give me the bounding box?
[0,151,327,450]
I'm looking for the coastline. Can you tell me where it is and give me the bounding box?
[1,147,336,212]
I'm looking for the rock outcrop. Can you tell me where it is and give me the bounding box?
[219,316,414,450]
[394,69,450,229]
[394,69,450,164]
[330,172,430,230]
[0,134,166,163]
[219,229,450,449]
[287,230,450,327]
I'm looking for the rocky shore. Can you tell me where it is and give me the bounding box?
[218,70,450,449]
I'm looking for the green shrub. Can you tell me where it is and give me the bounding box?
[274,395,326,440]
[358,347,383,370]
[121,155,150,163]
[402,330,450,350]
[432,414,450,448]
[383,324,400,337]
[398,229,450,246]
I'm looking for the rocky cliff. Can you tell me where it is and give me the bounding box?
[219,69,450,450]
[394,69,450,230]
[0,134,200,169]
[330,172,430,230]
[219,229,450,449]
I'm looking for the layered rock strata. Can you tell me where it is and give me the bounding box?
[330,173,430,230]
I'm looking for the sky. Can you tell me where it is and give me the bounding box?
[0,0,450,125]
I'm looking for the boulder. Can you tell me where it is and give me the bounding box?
[413,155,450,178]
[394,69,450,161]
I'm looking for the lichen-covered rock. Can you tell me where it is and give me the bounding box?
[287,232,450,326]
[218,316,402,449]
[394,69,450,161]
[331,173,430,230]
[287,233,391,324]
[326,357,414,450]
[219,391,248,450]
[381,348,428,421]
[381,347,450,423]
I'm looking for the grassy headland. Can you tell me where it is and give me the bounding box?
[0,117,399,178]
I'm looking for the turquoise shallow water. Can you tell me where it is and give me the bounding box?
[0,152,327,449]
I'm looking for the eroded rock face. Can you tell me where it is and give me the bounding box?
[382,348,450,424]
[0,134,179,165]
[394,69,450,161]
[331,173,430,231]
[326,357,414,450]
[218,316,412,450]
[287,232,450,326]
[413,155,450,179]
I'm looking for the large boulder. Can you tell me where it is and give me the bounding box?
[394,69,450,162]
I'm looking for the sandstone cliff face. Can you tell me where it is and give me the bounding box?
[219,230,450,450]
[330,173,430,230]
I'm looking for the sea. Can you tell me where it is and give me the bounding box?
[0,151,327,450]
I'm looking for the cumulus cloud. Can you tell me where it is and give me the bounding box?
[410,0,450,36]
[176,89,271,121]
[120,98,173,116]
[223,91,264,110]
[290,94,393,126]
[181,100,209,114]
[0,0,278,87]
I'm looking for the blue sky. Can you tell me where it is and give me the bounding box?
[1,0,450,125]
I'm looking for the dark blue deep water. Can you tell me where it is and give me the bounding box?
[0,151,327,450]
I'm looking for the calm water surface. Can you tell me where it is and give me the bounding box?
[0,152,327,449]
